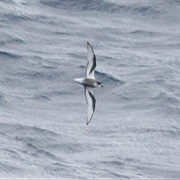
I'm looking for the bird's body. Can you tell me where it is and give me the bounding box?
[74,42,103,125]
[74,77,99,88]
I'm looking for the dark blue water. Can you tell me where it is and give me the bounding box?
[0,0,180,178]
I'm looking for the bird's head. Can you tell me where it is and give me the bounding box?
[97,81,103,87]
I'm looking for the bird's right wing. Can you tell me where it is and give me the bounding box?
[85,42,96,79]
[84,87,96,125]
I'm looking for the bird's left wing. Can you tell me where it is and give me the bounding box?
[85,42,96,79]
[84,87,96,125]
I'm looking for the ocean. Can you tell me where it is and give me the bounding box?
[0,0,180,178]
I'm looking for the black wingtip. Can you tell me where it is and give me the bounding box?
[86,120,90,125]
[86,117,93,126]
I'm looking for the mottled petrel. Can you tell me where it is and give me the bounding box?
[74,42,103,125]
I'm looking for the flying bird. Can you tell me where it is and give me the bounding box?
[74,42,103,125]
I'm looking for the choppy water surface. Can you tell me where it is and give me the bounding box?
[0,0,180,178]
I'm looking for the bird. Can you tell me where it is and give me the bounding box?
[74,42,103,125]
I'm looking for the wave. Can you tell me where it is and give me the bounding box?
[0,51,20,59]
[0,93,9,108]
[1,13,31,23]
[128,30,165,37]
[147,128,180,138]
[0,123,87,176]
[0,123,60,138]
[0,162,21,174]
[0,122,86,156]
[15,70,60,81]
[0,123,64,159]
[133,127,180,138]
[30,94,52,101]
[0,93,5,102]
[97,159,130,178]
[1,12,53,25]
[40,0,162,16]
[152,92,179,105]
[0,37,25,46]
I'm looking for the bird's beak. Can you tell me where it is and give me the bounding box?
[101,84,103,88]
